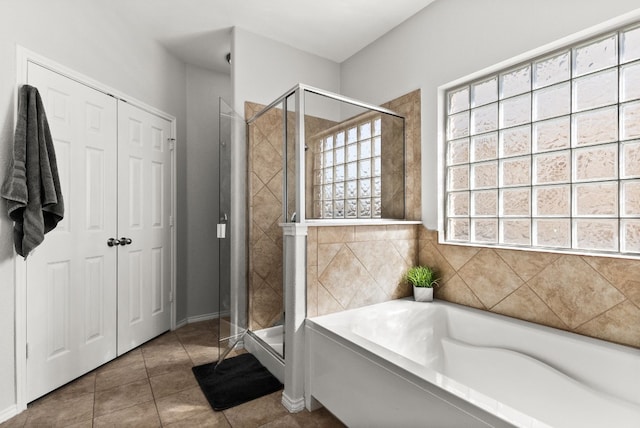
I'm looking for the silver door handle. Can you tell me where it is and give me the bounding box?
[107,238,120,247]
[119,237,132,245]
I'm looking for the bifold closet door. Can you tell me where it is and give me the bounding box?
[25,63,118,402]
[116,101,172,355]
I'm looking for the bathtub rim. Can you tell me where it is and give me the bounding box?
[305,298,640,426]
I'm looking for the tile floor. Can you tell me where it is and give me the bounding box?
[0,320,345,427]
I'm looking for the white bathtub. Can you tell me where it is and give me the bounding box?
[305,299,640,428]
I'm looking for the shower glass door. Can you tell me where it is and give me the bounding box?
[217,98,247,362]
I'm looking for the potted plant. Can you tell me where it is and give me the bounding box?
[406,265,439,302]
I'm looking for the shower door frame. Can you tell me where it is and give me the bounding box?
[246,83,404,224]
[245,84,404,411]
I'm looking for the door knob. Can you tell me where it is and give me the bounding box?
[107,238,120,247]
[119,237,132,246]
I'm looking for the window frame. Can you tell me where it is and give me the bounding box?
[437,11,640,259]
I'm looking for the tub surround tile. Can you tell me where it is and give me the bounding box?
[415,227,640,348]
[458,249,524,308]
[348,240,410,296]
[491,285,567,329]
[391,239,418,267]
[435,274,485,310]
[317,243,343,276]
[495,249,561,282]
[435,244,480,271]
[418,241,456,284]
[576,301,640,347]
[319,245,376,308]
[307,265,319,318]
[582,256,640,307]
[347,280,389,310]
[528,255,625,329]
[317,283,345,316]
[317,226,355,244]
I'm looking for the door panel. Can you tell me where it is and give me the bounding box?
[25,63,118,401]
[117,101,172,355]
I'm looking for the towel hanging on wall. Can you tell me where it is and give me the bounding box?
[1,84,64,258]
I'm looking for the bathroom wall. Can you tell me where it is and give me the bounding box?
[419,228,640,348]
[339,0,640,349]
[185,64,231,320]
[245,101,335,329]
[307,224,418,317]
[341,0,640,227]
[0,0,188,415]
[307,89,422,316]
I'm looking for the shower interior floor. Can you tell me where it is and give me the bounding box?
[253,325,284,357]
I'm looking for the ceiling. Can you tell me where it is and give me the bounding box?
[108,0,436,73]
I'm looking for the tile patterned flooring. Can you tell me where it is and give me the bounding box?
[1,320,345,427]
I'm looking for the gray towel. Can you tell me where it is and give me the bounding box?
[1,84,64,258]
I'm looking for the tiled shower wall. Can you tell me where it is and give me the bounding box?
[420,227,640,348]
[246,102,335,330]
[306,89,423,316]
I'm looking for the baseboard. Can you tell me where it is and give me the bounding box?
[187,310,230,324]
[175,310,231,330]
[0,404,19,424]
[281,392,305,413]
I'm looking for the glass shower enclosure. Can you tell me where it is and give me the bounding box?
[245,85,405,362]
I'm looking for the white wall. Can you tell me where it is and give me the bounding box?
[232,27,341,115]
[340,0,640,227]
[0,0,187,415]
[229,27,341,330]
[185,64,231,319]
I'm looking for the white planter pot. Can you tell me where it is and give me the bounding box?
[413,286,433,302]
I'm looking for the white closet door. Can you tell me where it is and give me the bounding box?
[25,63,118,401]
[117,101,172,355]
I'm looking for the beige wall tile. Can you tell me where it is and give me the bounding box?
[576,301,640,347]
[318,246,374,308]
[494,249,560,282]
[317,226,355,244]
[457,249,524,308]
[491,285,567,329]
[435,274,485,310]
[317,284,344,316]
[528,255,625,329]
[317,243,343,276]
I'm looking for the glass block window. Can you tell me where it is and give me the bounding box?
[444,23,640,255]
[313,116,382,218]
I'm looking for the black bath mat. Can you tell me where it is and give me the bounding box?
[192,353,283,411]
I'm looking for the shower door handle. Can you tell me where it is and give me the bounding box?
[218,213,228,238]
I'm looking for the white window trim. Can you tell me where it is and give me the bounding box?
[437,8,640,260]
